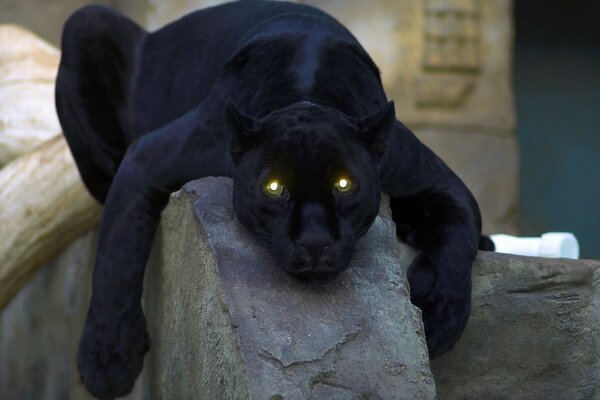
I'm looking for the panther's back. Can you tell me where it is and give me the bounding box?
[130,0,343,137]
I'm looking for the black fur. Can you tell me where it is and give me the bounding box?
[56,2,487,398]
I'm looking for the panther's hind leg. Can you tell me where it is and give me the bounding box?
[56,5,145,203]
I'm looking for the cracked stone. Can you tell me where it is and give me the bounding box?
[141,177,435,399]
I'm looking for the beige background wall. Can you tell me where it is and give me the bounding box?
[0,0,518,234]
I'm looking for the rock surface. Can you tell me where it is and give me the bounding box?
[140,177,435,399]
[0,230,97,399]
[432,252,600,400]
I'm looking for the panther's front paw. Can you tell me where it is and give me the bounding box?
[407,253,471,359]
[77,306,150,400]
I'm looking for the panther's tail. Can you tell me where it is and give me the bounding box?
[56,5,145,203]
[478,235,495,251]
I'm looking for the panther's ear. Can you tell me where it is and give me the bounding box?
[357,101,395,158]
[224,102,259,135]
[224,102,260,163]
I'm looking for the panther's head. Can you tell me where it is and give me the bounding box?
[225,101,395,280]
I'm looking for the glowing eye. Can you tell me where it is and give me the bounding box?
[334,178,353,193]
[264,181,284,196]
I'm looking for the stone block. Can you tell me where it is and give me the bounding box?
[432,253,600,400]
[141,177,435,399]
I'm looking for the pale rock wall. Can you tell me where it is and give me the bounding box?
[0,230,97,400]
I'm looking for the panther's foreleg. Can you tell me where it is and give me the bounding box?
[380,121,481,359]
[77,106,230,399]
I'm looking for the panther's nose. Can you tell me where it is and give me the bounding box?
[298,236,333,264]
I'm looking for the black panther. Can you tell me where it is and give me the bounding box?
[55,1,491,398]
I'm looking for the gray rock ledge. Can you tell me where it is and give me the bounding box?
[431,251,600,400]
[141,177,435,399]
[2,177,599,399]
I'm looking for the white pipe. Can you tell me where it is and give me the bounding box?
[490,232,579,259]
